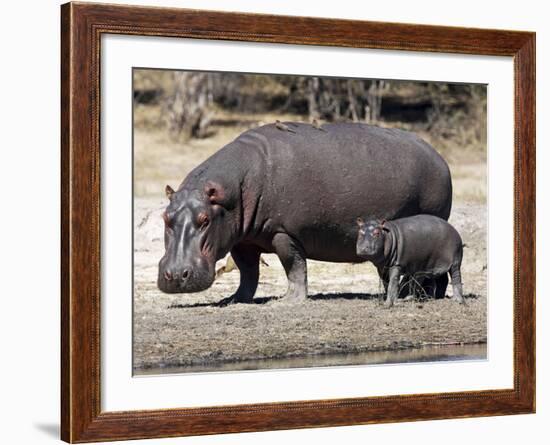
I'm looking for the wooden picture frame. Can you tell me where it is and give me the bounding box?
[61,2,535,442]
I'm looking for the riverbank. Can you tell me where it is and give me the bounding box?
[133,200,487,373]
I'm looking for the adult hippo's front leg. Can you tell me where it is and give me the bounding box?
[225,244,262,304]
[272,232,308,300]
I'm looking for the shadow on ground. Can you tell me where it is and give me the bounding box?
[168,292,481,309]
[309,292,382,301]
[168,295,279,309]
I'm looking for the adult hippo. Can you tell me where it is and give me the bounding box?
[157,122,452,302]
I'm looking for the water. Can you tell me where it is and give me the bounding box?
[135,343,487,376]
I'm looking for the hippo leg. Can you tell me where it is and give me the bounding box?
[435,274,449,299]
[227,244,261,303]
[376,266,389,293]
[378,267,410,299]
[450,264,465,304]
[272,233,308,300]
[419,277,437,299]
[385,266,402,308]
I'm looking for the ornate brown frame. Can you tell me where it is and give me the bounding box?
[61,2,536,442]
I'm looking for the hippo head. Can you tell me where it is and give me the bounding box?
[157,181,238,294]
[356,218,389,259]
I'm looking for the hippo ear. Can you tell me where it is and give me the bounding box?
[204,181,236,209]
[381,223,391,233]
[165,185,175,200]
[356,217,365,227]
[379,219,390,232]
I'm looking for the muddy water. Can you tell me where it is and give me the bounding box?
[135,343,486,376]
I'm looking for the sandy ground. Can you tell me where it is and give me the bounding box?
[133,198,487,371]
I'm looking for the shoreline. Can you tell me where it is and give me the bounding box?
[134,341,487,376]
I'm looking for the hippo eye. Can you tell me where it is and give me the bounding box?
[372,228,380,236]
[162,212,175,237]
[197,213,209,230]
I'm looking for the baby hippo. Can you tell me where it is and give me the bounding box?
[356,214,464,307]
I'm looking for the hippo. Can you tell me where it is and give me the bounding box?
[356,215,464,307]
[157,122,453,303]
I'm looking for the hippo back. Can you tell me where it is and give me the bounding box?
[233,123,452,262]
[180,122,453,264]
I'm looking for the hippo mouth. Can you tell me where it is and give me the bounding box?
[357,248,377,258]
[157,267,215,294]
[157,253,216,294]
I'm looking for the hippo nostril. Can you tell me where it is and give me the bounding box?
[181,270,189,280]
[164,270,173,281]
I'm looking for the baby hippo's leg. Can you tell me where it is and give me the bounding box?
[385,266,402,308]
[450,264,465,304]
[376,266,389,293]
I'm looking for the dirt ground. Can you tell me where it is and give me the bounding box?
[133,199,487,371]
[132,115,487,373]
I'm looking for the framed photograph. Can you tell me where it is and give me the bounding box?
[61,2,535,442]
